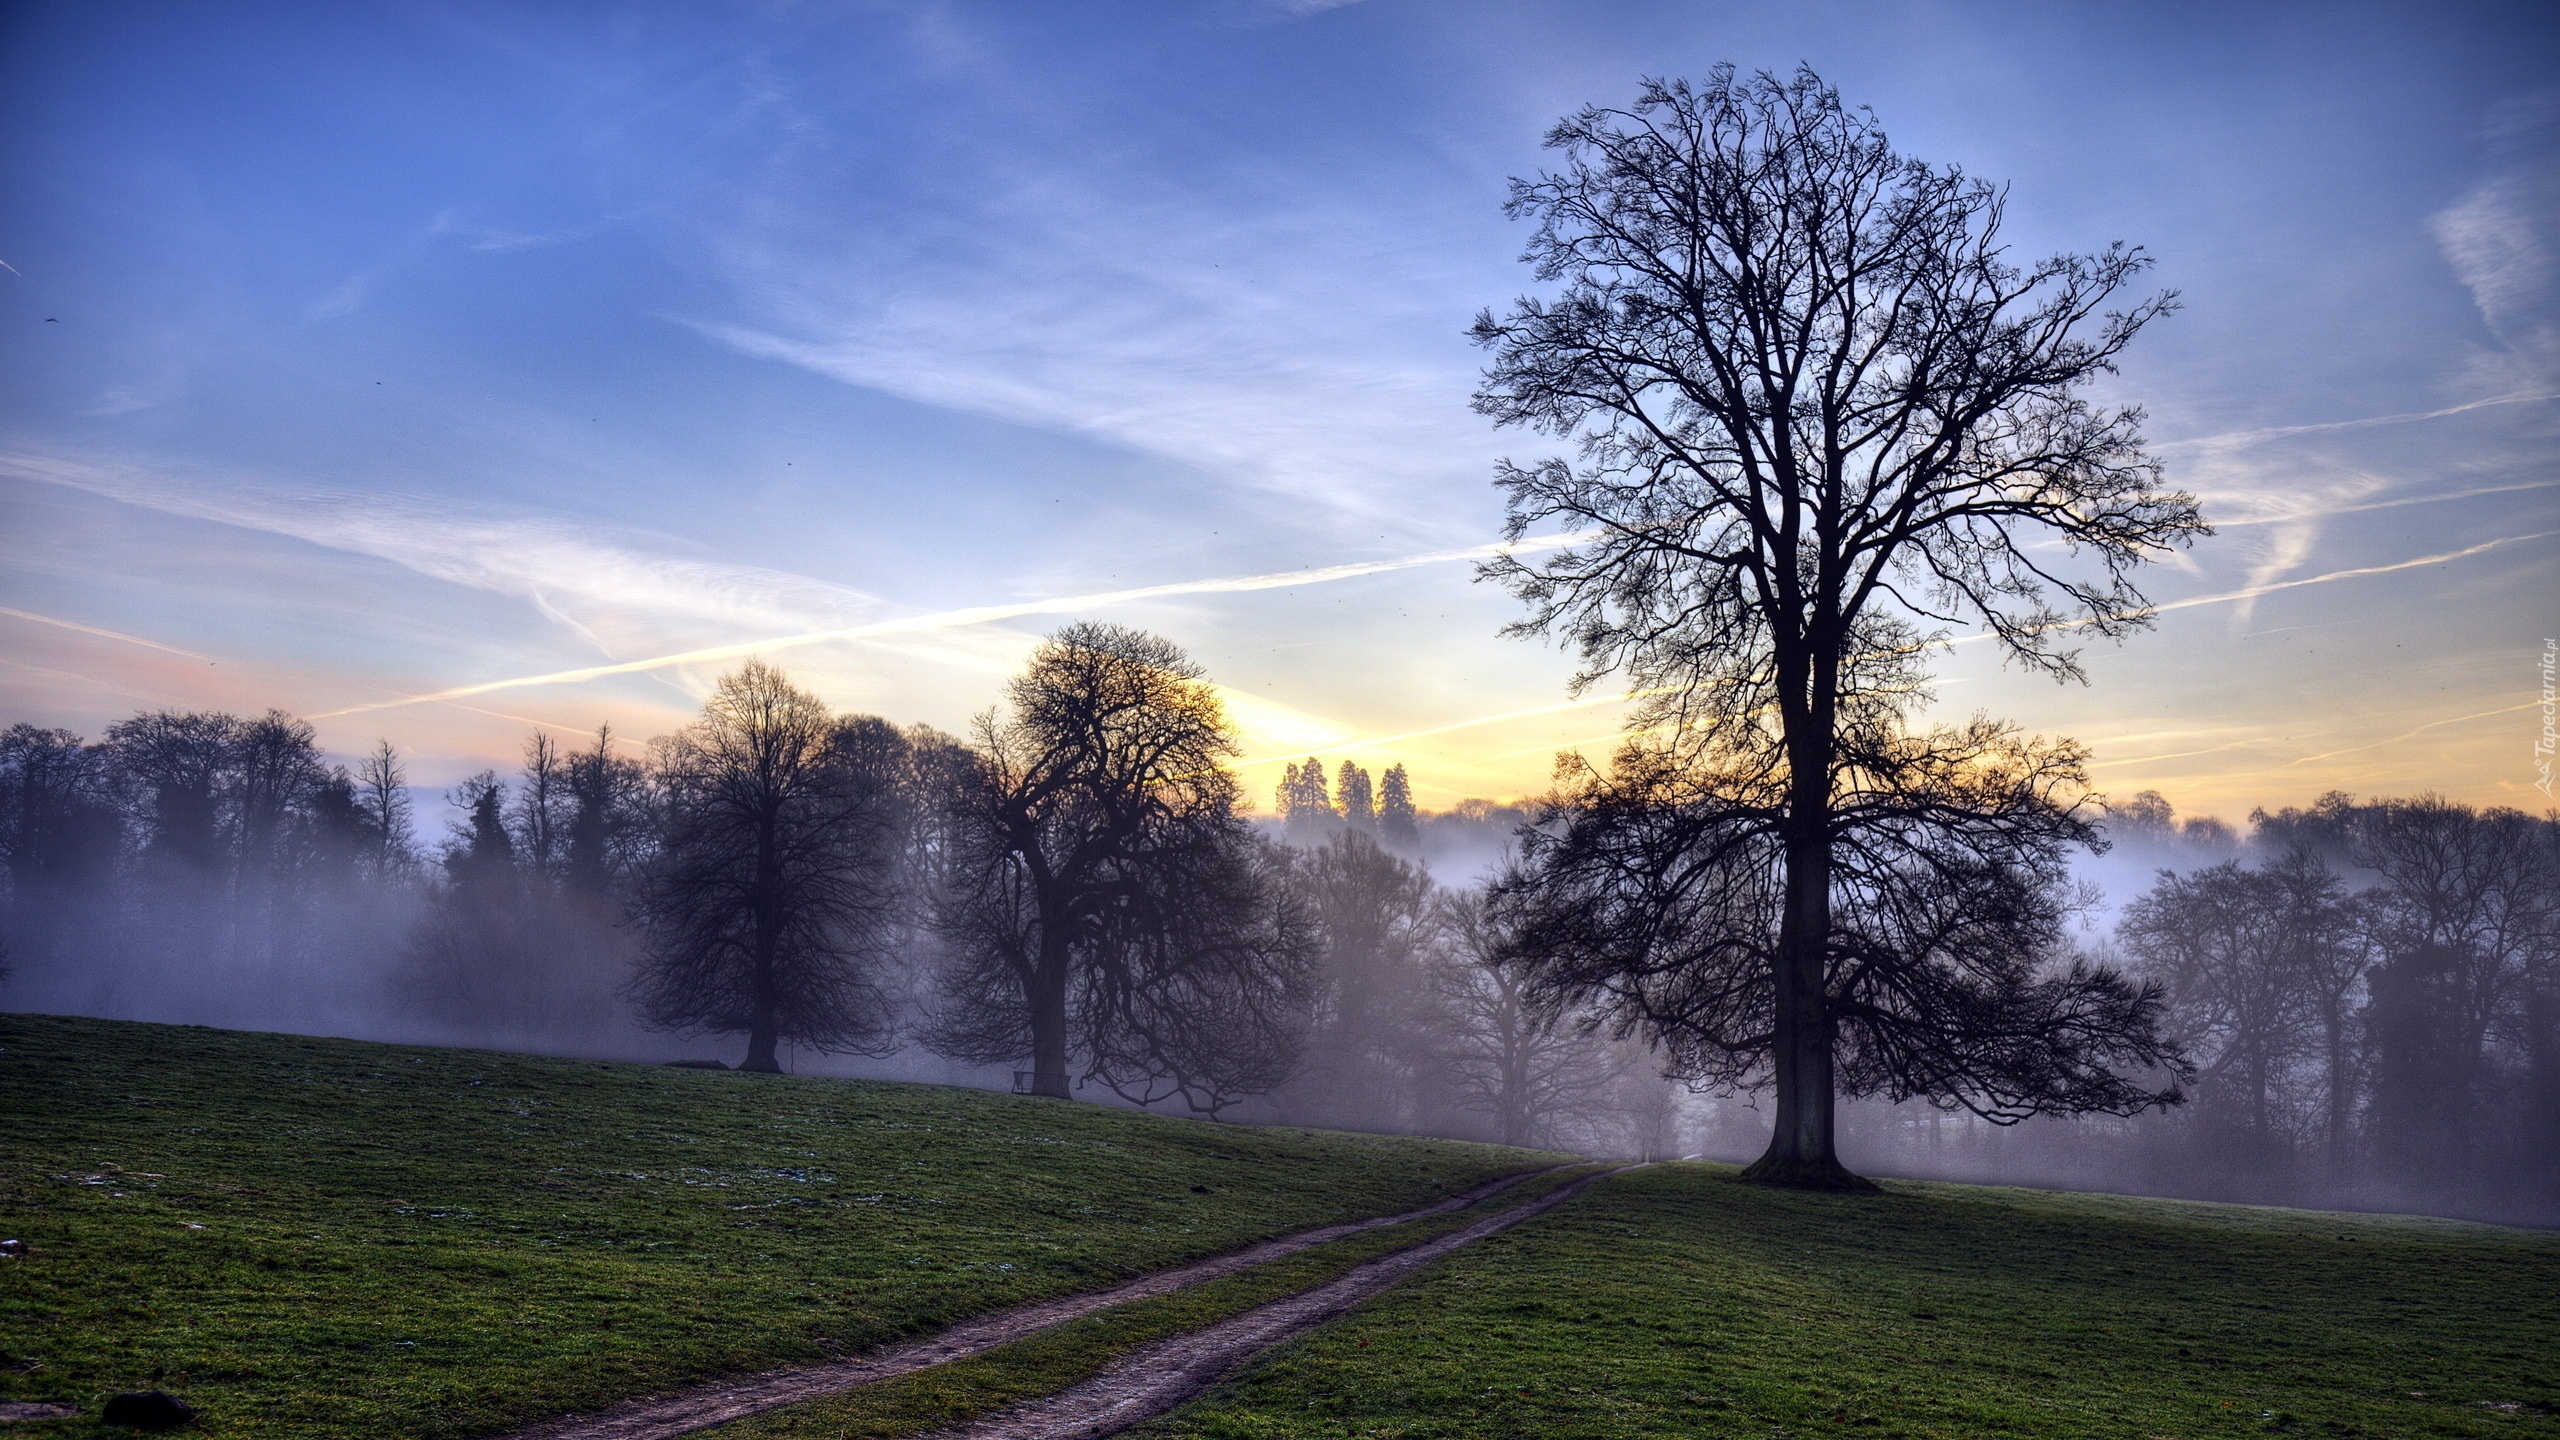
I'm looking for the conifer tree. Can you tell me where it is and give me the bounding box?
[1379,764,1420,852]
[1279,757,1334,844]
[1336,761,1375,829]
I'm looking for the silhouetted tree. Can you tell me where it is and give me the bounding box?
[1278,758,1333,844]
[106,711,238,872]
[353,740,416,878]
[926,624,1317,1112]
[1506,726,2185,1184]
[2120,859,2328,1161]
[2352,796,2554,1185]
[510,734,571,880]
[0,725,123,894]
[563,727,652,898]
[1286,829,1437,1129]
[229,711,330,881]
[0,726,124,977]
[1379,764,1420,853]
[2106,791,2177,845]
[1474,68,2203,1187]
[446,772,516,879]
[1335,762,1375,831]
[628,662,909,1072]
[2271,849,2368,1178]
[1435,883,1622,1147]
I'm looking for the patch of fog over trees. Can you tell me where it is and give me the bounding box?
[1860,791,2560,1226]
[3,662,2554,1219]
[0,709,669,1058]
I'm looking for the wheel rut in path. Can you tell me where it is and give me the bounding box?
[917,1164,1639,1440]
[492,1166,1571,1440]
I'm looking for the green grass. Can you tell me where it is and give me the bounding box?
[0,1014,1562,1438]
[711,1164,1609,1439]
[1138,1162,2560,1439]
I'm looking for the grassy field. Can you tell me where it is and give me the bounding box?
[0,1013,1560,1438]
[1139,1162,2560,1440]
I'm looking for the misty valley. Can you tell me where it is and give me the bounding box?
[6,43,2557,1440]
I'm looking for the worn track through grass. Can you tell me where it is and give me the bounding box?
[912,1164,1641,1440]
[492,1166,1577,1440]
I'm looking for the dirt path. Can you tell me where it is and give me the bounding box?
[916,1164,1637,1440]
[491,1167,1571,1440]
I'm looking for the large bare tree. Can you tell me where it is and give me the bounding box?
[1476,68,2204,1186]
[925,623,1315,1112]
[628,662,910,1072]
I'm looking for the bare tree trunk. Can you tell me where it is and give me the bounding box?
[1027,935,1072,1099]
[742,821,784,1074]
[743,995,780,1072]
[1501,1044,1529,1148]
[743,936,781,1072]
[1741,772,1873,1191]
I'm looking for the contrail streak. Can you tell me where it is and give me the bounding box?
[2147,530,2557,617]
[2085,740,2262,771]
[1232,531,2557,778]
[1304,533,2559,772]
[311,534,1578,719]
[2212,477,2560,527]
[1486,722,1679,762]
[1942,529,2558,650]
[2154,391,2559,452]
[0,605,218,662]
[0,654,177,707]
[2283,699,2545,767]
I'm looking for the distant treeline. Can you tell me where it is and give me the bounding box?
[0,628,1678,1155]
[3,642,2553,1217]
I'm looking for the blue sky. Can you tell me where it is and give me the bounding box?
[3,0,2554,817]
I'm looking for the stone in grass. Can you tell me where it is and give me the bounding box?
[99,1391,195,1430]
[0,1400,81,1421]
[664,1059,731,1070]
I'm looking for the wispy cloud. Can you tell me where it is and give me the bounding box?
[310,208,621,318]
[3,449,898,647]
[1232,687,1641,771]
[3,445,1583,776]
[688,102,1504,533]
[2433,171,2560,389]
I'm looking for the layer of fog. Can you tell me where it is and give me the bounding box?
[5,718,2550,1227]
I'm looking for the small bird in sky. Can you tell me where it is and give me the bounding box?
[44,317,58,323]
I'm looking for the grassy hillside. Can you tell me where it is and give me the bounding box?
[0,1014,1560,1438]
[1142,1162,2560,1439]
